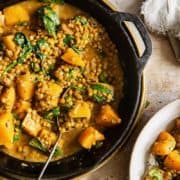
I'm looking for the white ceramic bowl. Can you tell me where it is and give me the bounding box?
[129,99,180,180]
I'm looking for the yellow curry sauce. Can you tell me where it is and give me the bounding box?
[0,0,124,162]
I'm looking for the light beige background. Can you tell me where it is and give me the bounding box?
[79,0,180,179]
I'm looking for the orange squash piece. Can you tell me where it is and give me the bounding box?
[96,104,121,127]
[3,4,30,26]
[164,150,180,171]
[151,131,176,156]
[61,48,85,67]
[78,127,105,149]
[0,112,14,148]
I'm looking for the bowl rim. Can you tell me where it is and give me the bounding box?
[129,99,180,180]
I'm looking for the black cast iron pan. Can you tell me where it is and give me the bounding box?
[0,0,152,179]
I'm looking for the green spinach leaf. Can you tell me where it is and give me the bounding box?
[44,106,60,119]
[37,5,60,37]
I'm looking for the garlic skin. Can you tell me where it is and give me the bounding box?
[141,0,180,39]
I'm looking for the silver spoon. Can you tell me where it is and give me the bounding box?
[38,118,61,180]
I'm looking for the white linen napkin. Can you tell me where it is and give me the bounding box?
[141,0,180,40]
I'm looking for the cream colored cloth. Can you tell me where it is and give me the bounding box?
[141,0,180,39]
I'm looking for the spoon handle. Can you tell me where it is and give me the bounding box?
[38,132,61,180]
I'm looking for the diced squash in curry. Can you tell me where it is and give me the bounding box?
[96,104,121,127]
[38,129,57,149]
[0,112,14,148]
[0,86,16,112]
[69,101,91,119]
[22,111,41,137]
[16,73,35,100]
[61,48,85,67]
[78,127,105,149]
[3,4,30,26]
[2,35,17,52]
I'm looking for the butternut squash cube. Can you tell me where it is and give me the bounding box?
[69,101,91,119]
[78,127,105,149]
[0,112,14,148]
[3,4,30,26]
[2,35,16,52]
[16,73,35,100]
[61,48,85,67]
[38,129,57,149]
[151,132,176,156]
[22,111,41,137]
[47,81,63,108]
[0,86,16,112]
[164,150,180,171]
[96,105,121,127]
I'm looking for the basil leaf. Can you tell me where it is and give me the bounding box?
[37,6,60,37]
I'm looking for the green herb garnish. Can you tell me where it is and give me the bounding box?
[71,46,84,54]
[37,5,60,37]
[99,72,107,83]
[44,106,60,119]
[29,138,47,152]
[74,16,88,25]
[63,34,74,47]
[53,146,63,157]
[91,83,112,94]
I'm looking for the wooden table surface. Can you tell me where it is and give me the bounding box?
[79,0,180,179]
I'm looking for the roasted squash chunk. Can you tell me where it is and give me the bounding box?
[78,127,105,149]
[69,101,91,119]
[0,86,16,112]
[38,129,57,149]
[3,4,30,26]
[151,131,176,156]
[164,150,180,171]
[96,104,121,127]
[16,73,35,100]
[0,112,14,148]
[2,35,16,52]
[61,48,85,67]
[22,111,41,137]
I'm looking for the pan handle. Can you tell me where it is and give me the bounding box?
[111,12,152,74]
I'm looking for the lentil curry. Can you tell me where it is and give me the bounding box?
[0,0,124,162]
